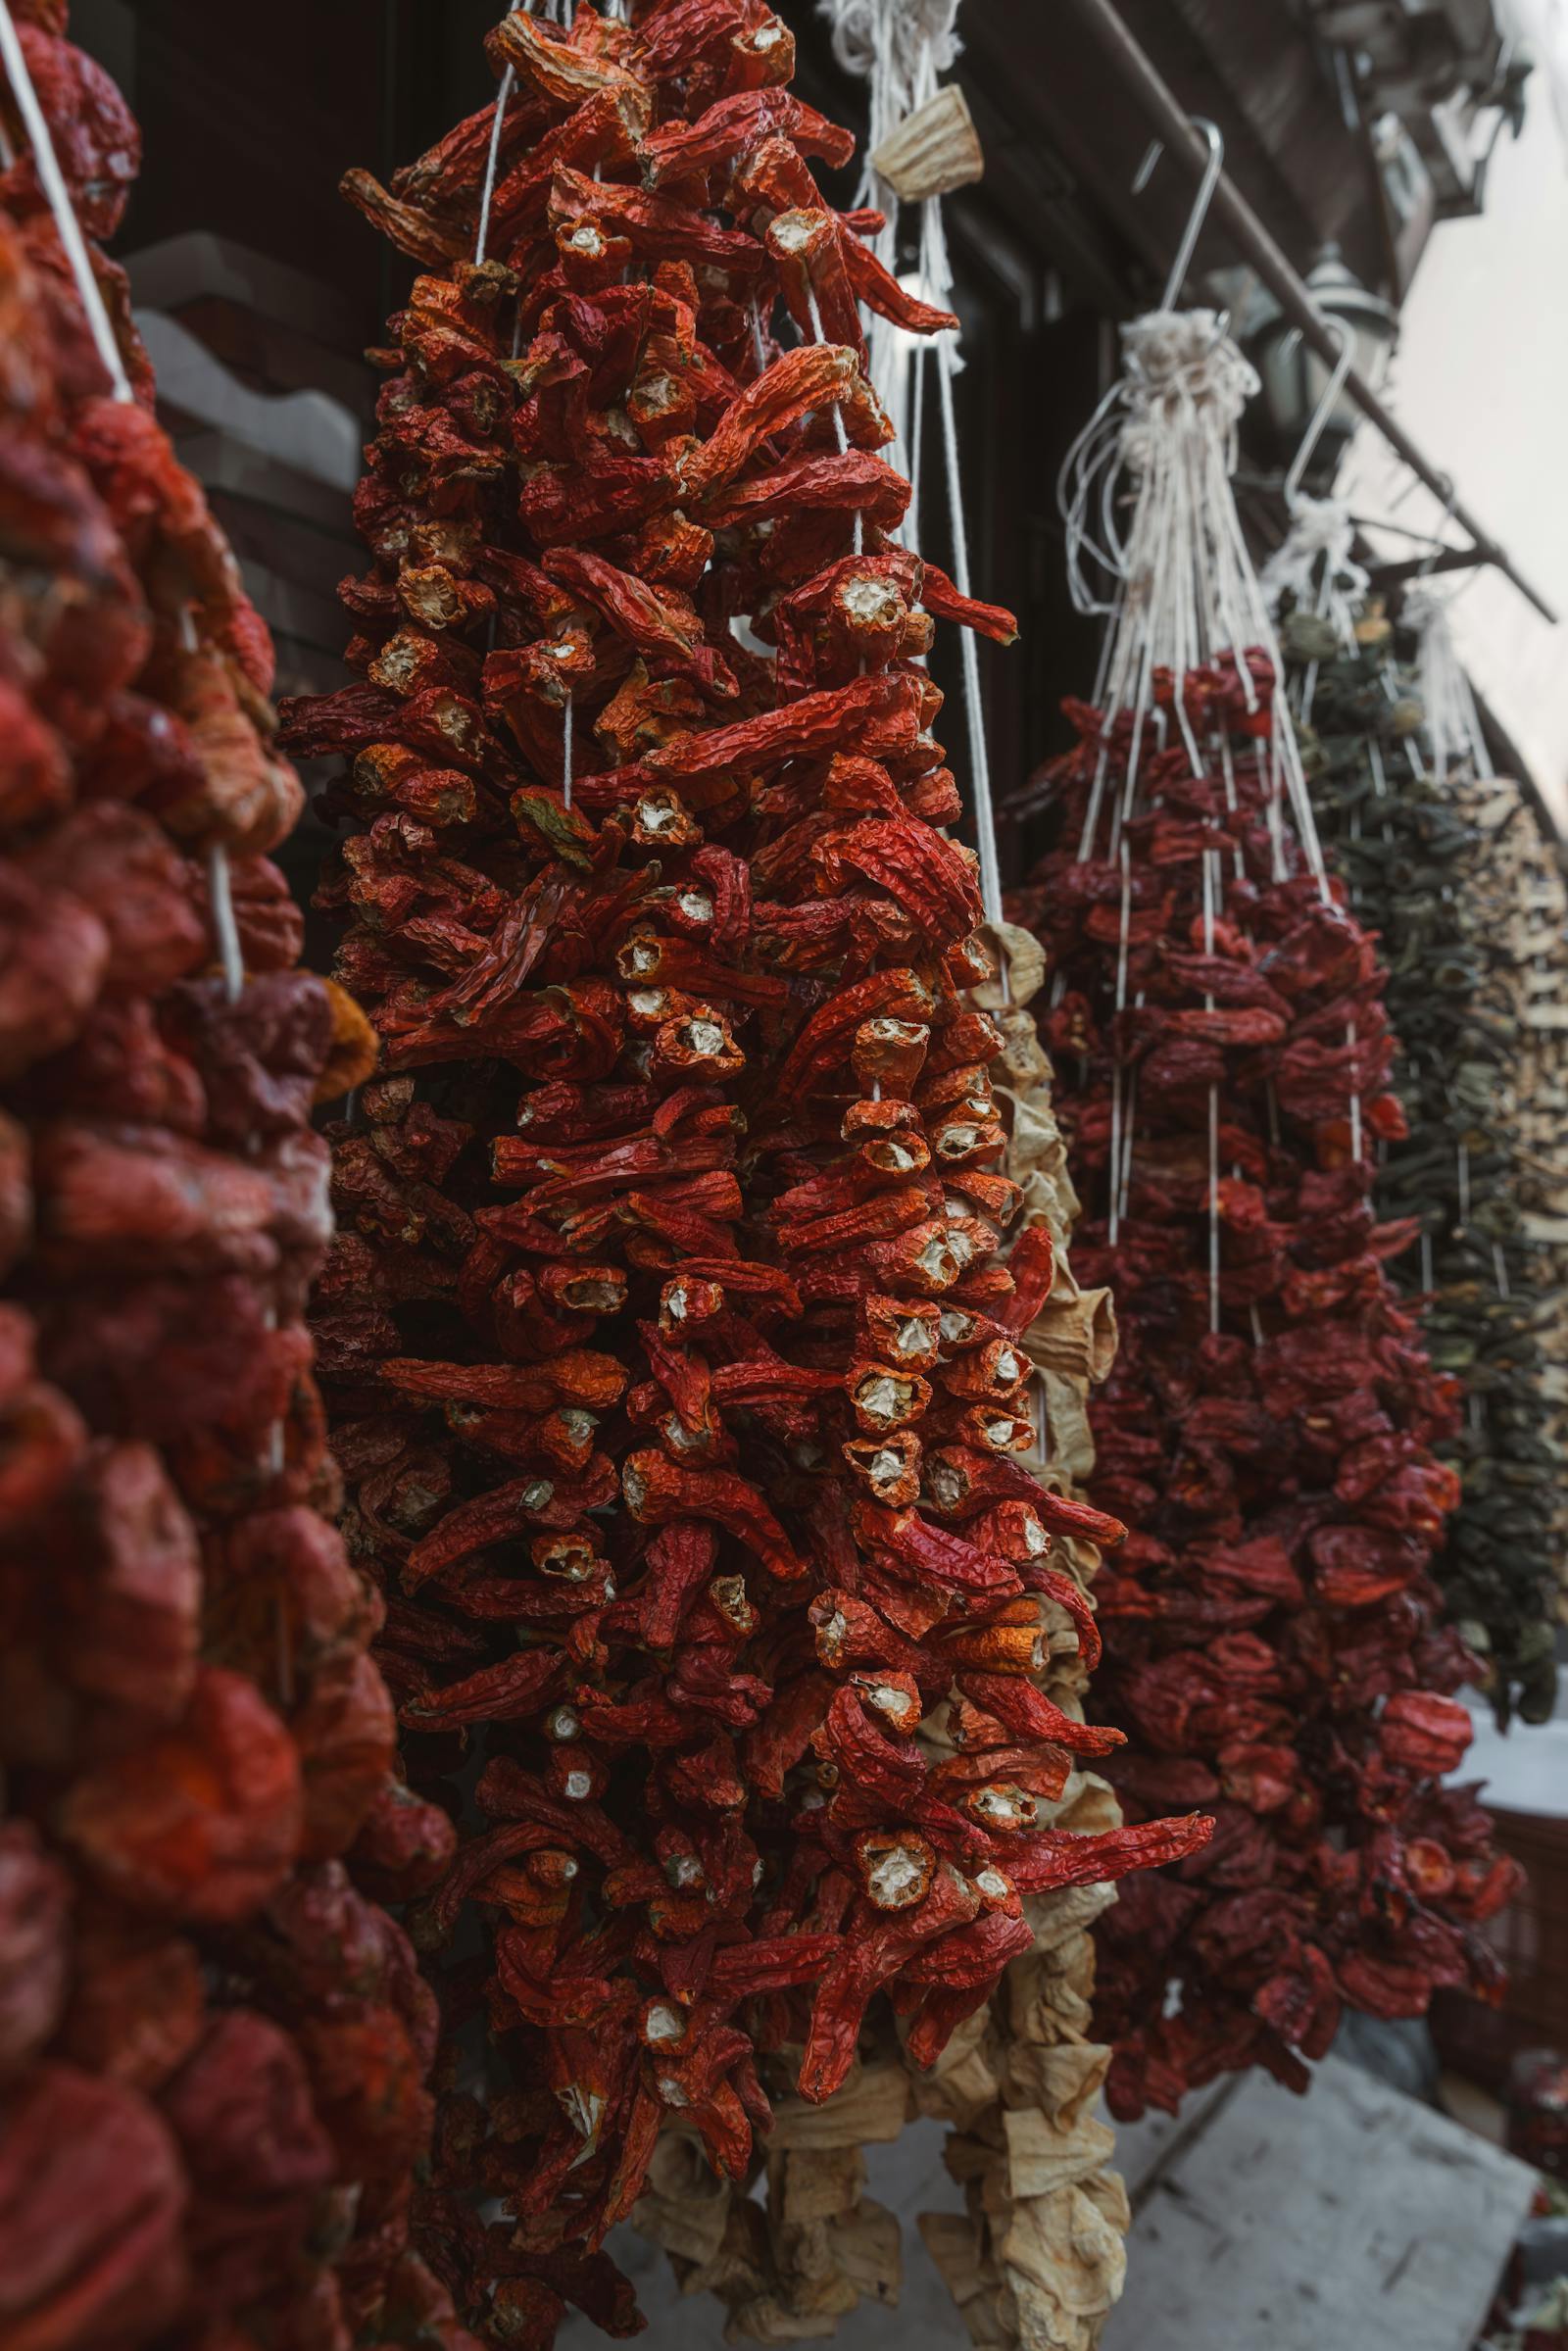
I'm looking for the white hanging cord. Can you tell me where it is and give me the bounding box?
[0,2,132,401]
[1063,309,1333,892]
[934,334,1003,926]
[206,840,246,1005]
[1107,838,1132,1244]
[814,4,1002,933]
[1134,121,1226,315]
[906,333,927,552]
[563,691,575,811]
[803,281,865,560]
[1202,849,1221,1335]
[819,2,958,446]
[475,3,529,268]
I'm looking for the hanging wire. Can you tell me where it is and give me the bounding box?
[1133,118,1225,312]
[475,3,529,267]
[1282,321,1354,513]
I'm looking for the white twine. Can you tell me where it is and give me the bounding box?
[563,691,575,811]
[475,61,520,265]
[803,281,864,560]
[206,839,246,1005]
[935,330,1002,926]
[1406,588,1490,785]
[1107,838,1132,1244]
[1202,850,1221,1335]
[820,0,961,101]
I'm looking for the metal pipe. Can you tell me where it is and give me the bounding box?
[1060,0,1560,627]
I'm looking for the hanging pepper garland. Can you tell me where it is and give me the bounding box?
[0,11,462,2351]
[285,4,1208,2337]
[909,924,1134,2351]
[1013,314,1519,2123]
[1266,535,1562,1726]
[799,17,1138,2342]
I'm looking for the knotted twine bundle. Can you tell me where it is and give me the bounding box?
[1060,311,1326,887]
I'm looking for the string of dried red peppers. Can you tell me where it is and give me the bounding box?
[0,9,465,2350]
[286,5,1209,2337]
[1017,660,1522,2123]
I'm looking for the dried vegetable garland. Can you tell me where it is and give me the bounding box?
[1272,552,1561,1724]
[1404,596,1568,1680]
[1014,314,1519,2123]
[1472,775,1568,1593]
[628,932,1136,2351]
[809,10,1136,2342]
[0,11,459,2350]
[285,5,1207,2340]
[913,924,1132,2351]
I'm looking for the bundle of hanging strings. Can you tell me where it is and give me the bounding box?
[817,0,969,524]
[1014,305,1520,2120]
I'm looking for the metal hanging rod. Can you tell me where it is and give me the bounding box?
[1060,0,1559,627]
